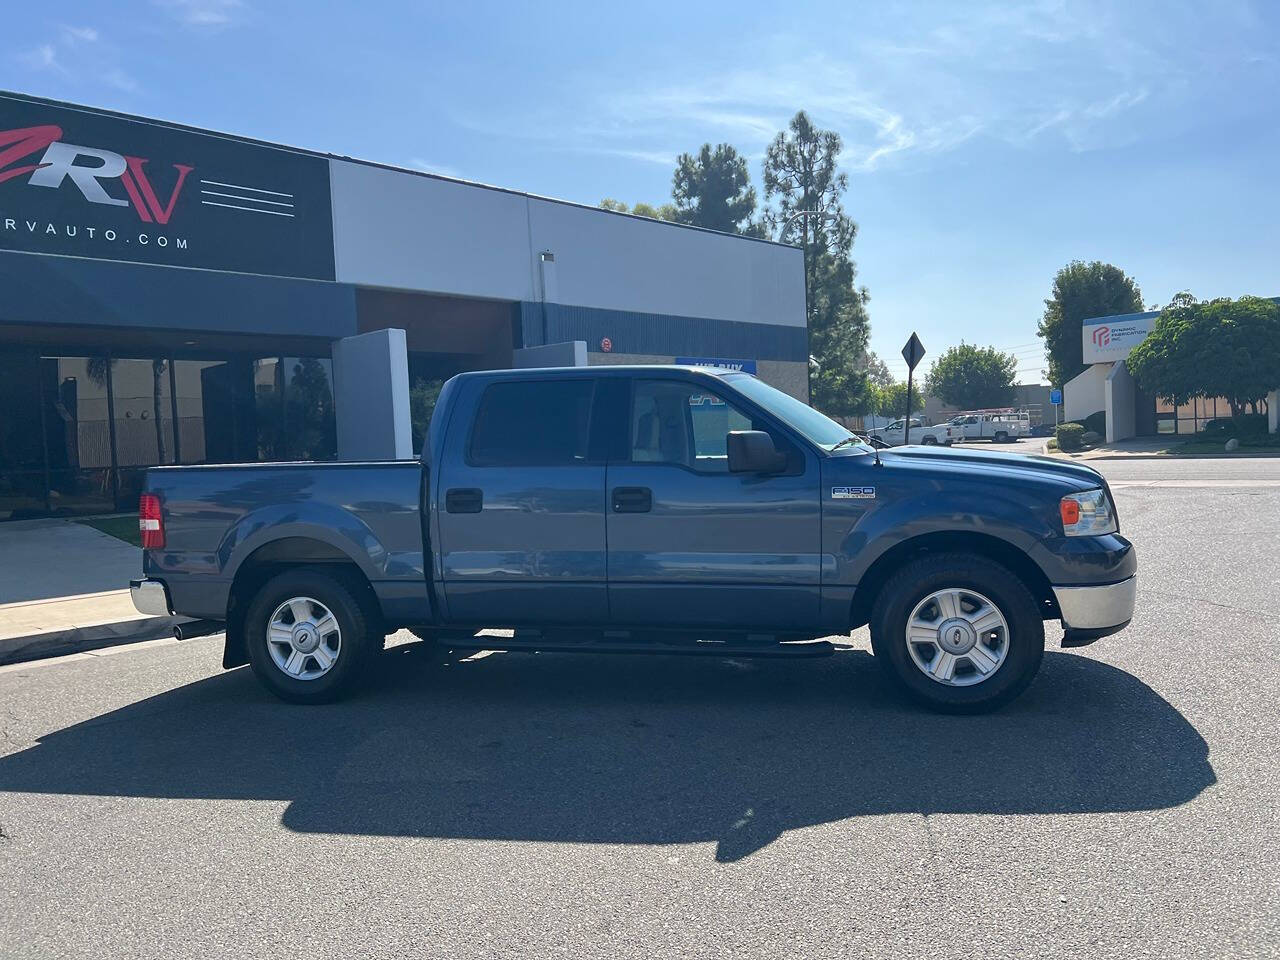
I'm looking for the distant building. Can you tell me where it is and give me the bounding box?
[1063,307,1279,440]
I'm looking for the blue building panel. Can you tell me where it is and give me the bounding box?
[0,251,357,339]
[519,301,806,363]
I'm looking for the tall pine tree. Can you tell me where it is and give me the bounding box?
[763,111,872,417]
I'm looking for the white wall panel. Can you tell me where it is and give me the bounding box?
[331,161,534,300]
[331,159,806,328]
[527,199,805,326]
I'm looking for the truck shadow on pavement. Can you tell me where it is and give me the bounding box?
[0,646,1215,862]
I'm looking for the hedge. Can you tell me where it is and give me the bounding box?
[1056,422,1086,451]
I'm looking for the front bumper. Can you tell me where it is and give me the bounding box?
[1052,575,1136,646]
[130,578,172,617]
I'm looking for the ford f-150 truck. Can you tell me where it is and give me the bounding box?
[131,365,1136,712]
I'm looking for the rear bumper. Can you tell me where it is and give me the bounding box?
[1053,575,1136,645]
[130,578,172,617]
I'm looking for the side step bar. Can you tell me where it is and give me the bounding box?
[444,634,840,659]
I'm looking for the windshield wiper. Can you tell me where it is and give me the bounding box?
[831,436,862,450]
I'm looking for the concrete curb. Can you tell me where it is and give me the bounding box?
[0,615,192,666]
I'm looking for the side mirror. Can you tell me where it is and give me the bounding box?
[727,430,787,474]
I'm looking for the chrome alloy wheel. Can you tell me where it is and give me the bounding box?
[905,587,1010,686]
[266,596,342,681]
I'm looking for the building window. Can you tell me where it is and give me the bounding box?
[0,347,337,520]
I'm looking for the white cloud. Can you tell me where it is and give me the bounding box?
[155,0,245,27]
[60,26,99,44]
[19,44,63,72]
[16,26,140,93]
[104,68,140,93]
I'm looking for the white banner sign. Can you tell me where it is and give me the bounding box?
[1082,313,1155,364]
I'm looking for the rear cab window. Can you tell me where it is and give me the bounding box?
[469,379,597,466]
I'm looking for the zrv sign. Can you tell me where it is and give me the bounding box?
[1081,311,1155,364]
[0,94,335,280]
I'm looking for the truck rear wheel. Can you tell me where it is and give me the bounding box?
[993,430,1009,443]
[244,569,379,704]
[869,552,1044,712]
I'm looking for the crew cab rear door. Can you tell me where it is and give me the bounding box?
[435,375,608,625]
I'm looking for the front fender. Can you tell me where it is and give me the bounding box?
[828,484,1057,588]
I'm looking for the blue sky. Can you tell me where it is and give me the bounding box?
[5,0,1280,382]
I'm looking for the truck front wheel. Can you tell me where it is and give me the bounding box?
[244,569,379,704]
[869,552,1044,712]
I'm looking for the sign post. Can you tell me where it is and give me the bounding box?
[901,332,926,445]
[1049,388,1062,428]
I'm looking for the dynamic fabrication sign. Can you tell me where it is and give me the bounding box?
[0,94,335,280]
[1081,312,1155,364]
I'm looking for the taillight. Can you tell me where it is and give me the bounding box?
[139,494,165,549]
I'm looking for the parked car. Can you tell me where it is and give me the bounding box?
[132,366,1136,713]
[947,410,1031,443]
[869,417,956,446]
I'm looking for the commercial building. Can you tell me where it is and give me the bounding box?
[0,92,807,520]
[1064,306,1280,441]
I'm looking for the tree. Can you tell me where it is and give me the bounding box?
[874,381,922,419]
[598,198,677,221]
[763,111,872,418]
[859,350,894,389]
[1127,296,1280,422]
[409,377,444,453]
[924,343,1018,410]
[631,201,677,221]
[671,143,757,234]
[1038,260,1143,387]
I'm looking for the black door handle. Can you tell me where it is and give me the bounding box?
[445,488,483,513]
[612,486,652,513]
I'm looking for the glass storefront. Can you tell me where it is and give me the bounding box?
[0,348,336,521]
[1154,395,1229,435]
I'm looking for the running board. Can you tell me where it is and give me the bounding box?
[445,635,839,659]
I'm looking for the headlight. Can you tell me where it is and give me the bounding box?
[1060,489,1117,536]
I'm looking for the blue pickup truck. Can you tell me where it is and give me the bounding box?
[131,365,1135,712]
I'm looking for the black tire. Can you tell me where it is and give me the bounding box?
[245,568,380,704]
[869,552,1044,713]
[921,435,938,445]
[993,431,1009,443]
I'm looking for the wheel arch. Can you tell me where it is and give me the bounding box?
[222,537,380,669]
[848,530,1058,631]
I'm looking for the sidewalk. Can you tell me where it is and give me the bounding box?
[1050,437,1280,460]
[0,518,188,665]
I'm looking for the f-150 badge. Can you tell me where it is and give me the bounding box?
[832,486,876,499]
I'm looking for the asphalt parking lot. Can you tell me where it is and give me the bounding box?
[1,456,1277,959]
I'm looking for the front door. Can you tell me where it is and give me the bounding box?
[436,376,608,625]
[605,377,822,631]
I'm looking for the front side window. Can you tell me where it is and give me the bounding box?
[470,379,595,466]
[631,380,754,472]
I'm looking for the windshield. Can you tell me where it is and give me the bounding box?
[724,374,872,453]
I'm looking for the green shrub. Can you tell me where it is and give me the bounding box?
[1056,422,1086,451]
[1081,430,1102,446]
[1201,413,1268,437]
[1081,411,1107,436]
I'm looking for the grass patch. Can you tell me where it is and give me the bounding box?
[75,514,142,548]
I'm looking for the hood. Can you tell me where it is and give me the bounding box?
[873,444,1106,493]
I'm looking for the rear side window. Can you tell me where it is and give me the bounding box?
[469,379,596,466]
